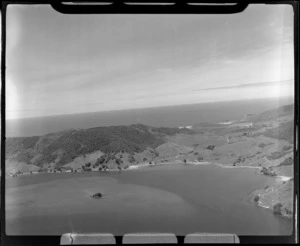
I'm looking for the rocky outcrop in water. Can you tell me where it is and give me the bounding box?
[91,193,103,199]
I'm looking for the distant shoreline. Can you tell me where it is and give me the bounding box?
[6,96,294,138]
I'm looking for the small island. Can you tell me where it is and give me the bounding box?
[91,192,103,199]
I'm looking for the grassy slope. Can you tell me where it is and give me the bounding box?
[251,104,293,122]
[262,120,293,143]
[252,179,294,218]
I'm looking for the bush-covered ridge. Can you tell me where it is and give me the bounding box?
[6,124,194,167]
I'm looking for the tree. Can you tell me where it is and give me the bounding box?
[273,203,283,215]
[115,158,123,165]
[128,155,136,163]
[106,155,112,163]
[254,195,260,202]
[279,157,293,166]
[206,145,215,150]
[285,208,292,215]
[283,145,292,151]
[99,156,106,164]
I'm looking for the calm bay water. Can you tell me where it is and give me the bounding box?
[6,97,293,137]
[6,165,293,235]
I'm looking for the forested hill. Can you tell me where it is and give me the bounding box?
[6,124,194,167]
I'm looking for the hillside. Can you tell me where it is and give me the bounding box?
[262,120,294,143]
[247,104,294,122]
[252,179,294,219]
[5,124,194,170]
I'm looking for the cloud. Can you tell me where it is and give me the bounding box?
[194,80,293,91]
[6,5,294,119]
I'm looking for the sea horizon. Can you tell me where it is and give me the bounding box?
[6,96,294,138]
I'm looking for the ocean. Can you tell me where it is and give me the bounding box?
[6,96,294,137]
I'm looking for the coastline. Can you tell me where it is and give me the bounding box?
[4,160,274,175]
[127,161,211,170]
[7,160,292,180]
[213,163,262,170]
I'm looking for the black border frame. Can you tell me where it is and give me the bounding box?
[1,0,299,245]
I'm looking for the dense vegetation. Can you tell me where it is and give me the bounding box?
[150,126,194,135]
[273,202,283,215]
[278,157,293,166]
[254,195,260,202]
[267,151,285,160]
[6,136,39,156]
[261,167,276,177]
[5,124,192,167]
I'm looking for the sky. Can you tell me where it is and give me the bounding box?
[6,4,294,119]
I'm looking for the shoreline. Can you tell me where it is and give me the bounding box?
[7,160,272,176]
[213,163,262,170]
[276,175,293,182]
[6,161,292,182]
[127,161,212,170]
